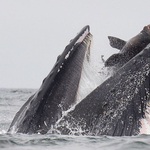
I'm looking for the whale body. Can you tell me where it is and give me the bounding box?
[55,47,150,136]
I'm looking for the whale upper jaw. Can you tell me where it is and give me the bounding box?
[8,26,93,134]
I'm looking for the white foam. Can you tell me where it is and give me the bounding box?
[51,51,113,134]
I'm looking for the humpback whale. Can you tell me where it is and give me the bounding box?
[8,26,92,134]
[105,25,150,67]
[8,25,150,136]
[55,47,150,136]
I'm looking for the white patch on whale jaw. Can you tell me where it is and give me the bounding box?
[65,51,71,60]
[75,28,89,45]
[64,30,92,61]
[58,30,92,74]
[65,28,89,60]
[140,105,150,134]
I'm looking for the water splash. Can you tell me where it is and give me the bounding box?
[50,52,114,135]
[76,52,113,103]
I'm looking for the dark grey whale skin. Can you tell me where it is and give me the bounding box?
[8,26,92,134]
[56,47,150,136]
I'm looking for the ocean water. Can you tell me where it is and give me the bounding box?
[1,88,150,150]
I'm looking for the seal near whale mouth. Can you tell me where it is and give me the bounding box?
[105,24,150,68]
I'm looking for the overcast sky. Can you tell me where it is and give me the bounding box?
[0,0,150,88]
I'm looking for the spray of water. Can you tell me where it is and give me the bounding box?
[76,49,113,103]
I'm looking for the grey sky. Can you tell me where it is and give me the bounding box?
[0,0,150,88]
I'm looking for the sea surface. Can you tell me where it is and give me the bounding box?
[1,88,150,150]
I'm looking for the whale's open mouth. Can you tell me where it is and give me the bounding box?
[8,25,150,136]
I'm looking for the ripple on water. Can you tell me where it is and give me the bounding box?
[0,133,150,150]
